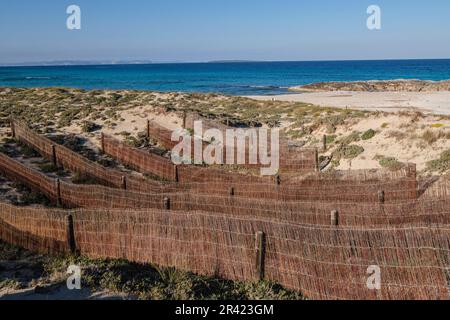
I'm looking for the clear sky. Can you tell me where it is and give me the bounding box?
[0,0,449,64]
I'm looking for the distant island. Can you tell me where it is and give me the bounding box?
[207,60,263,63]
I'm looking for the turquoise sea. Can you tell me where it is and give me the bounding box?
[1,59,449,95]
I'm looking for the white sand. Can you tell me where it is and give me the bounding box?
[247,91,450,115]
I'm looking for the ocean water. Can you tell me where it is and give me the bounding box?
[1,59,450,96]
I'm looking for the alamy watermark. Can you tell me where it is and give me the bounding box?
[171,121,280,176]
[367,5,381,30]
[67,265,81,290]
[67,5,81,30]
[366,265,381,290]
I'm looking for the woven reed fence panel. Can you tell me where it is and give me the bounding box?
[1,203,447,299]
[421,176,450,199]
[12,120,184,194]
[148,120,180,150]
[57,185,450,226]
[103,134,178,182]
[0,203,68,255]
[70,209,450,300]
[54,144,124,188]
[0,152,57,203]
[13,122,54,159]
[177,165,417,202]
[154,115,318,172]
[262,222,449,300]
[13,120,124,188]
[59,180,167,210]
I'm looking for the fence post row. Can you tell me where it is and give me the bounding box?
[66,214,76,254]
[255,231,266,281]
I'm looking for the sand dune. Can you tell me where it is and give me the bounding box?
[247,91,450,115]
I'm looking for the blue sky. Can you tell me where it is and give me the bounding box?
[0,0,449,63]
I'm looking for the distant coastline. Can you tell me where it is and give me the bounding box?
[0,60,154,67]
[2,57,450,68]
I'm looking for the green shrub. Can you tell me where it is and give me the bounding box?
[378,156,404,171]
[427,149,450,172]
[325,135,336,144]
[338,131,361,145]
[342,145,364,159]
[361,129,376,140]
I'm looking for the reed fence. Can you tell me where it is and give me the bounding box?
[0,202,448,300]
[1,120,449,300]
[0,152,447,227]
[153,113,320,172]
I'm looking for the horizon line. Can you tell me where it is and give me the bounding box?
[1,57,450,68]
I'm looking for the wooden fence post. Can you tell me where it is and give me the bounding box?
[323,135,327,152]
[10,118,15,138]
[121,176,127,190]
[331,210,339,226]
[315,149,320,172]
[229,187,235,196]
[163,197,171,210]
[66,214,76,254]
[174,165,179,182]
[255,231,266,280]
[56,178,62,207]
[51,144,57,167]
[147,119,151,140]
[100,133,105,154]
[378,190,385,204]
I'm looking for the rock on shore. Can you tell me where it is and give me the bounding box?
[290,79,450,92]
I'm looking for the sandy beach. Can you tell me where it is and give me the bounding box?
[247,91,450,115]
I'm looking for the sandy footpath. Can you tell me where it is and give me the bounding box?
[247,91,450,115]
